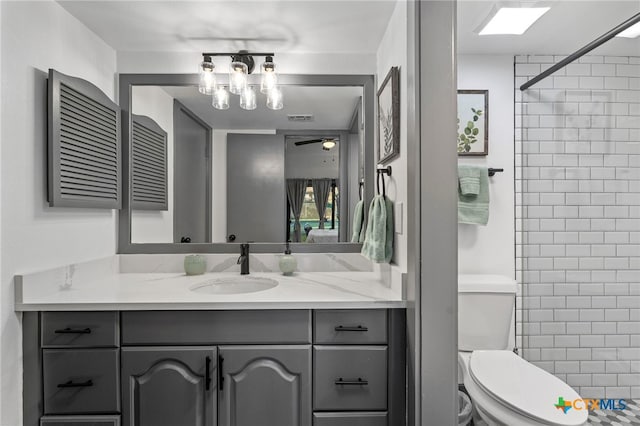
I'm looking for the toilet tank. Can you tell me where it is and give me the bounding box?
[458,275,517,351]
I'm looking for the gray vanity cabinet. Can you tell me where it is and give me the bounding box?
[218,346,311,426]
[24,309,405,426]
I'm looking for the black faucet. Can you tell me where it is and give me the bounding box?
[237,243,250,275]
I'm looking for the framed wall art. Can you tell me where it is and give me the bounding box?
[377,66,400,164]
[457,89,488,156]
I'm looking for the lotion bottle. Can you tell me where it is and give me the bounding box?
[279,241,297,275]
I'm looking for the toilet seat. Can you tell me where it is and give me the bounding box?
[468,351,588,426]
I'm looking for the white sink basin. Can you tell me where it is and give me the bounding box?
[190,277,278,295]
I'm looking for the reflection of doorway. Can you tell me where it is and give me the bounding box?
[173,101,212,243]
[284,134,342,242]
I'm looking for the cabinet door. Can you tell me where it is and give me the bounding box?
[121,347,216,426]
[219,345,311,426]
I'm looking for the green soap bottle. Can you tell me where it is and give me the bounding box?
[279,241,297,276]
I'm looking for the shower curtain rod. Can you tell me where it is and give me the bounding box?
[520,12,640,91]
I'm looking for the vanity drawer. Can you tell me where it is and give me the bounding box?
[121,310,310,345]
[41,415,120,426]
[313,346,387,411]
[41,312,119,348]
[313,412,387,426]
[314,310,387,344]
[43,349,119,415]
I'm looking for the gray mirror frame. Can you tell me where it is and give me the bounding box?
[118,73,375,254]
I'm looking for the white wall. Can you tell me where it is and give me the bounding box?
[376,0,408,271]
[457,55,515,278]
[131,86,175,243]
[0,2,117,423]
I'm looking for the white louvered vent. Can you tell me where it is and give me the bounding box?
[48,69,121,208]
[131,115,168,210]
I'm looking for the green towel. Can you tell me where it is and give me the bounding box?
[351,200,366,243]
[458,165,481,195]
[458,166,489,225]
[361,195,394,263]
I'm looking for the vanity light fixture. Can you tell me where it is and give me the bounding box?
[198,55,216,95]
[616,21,640,38]
[240,86,257,110]
[479,6,550,35]
[229,58,249,95]
[266,86,283,110]
[212,86,230,110]
[260,56,278,94]
[199,51,283,110]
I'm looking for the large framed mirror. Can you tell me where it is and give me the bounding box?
[118,73,374,253]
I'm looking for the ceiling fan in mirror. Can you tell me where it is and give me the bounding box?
[294,138,338,151]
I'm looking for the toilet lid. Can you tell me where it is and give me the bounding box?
[469,351,588,426]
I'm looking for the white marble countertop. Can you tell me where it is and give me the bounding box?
[15,255,405,311]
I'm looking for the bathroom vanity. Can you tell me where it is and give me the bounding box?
[17,255,406,426]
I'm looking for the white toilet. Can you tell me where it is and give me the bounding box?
[458,275,588,426]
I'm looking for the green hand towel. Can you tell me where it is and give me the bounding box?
[361,195,394,263]
[351,200,366,243]
[458,165,482,195]
[458,166,489,226]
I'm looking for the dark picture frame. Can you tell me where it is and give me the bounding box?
[457,89,489,156]
[377,66,400,164]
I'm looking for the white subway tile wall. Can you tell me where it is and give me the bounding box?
[516,55,640,398]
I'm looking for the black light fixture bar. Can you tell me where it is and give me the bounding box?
[202,52,275,57]
[520,12,640,91]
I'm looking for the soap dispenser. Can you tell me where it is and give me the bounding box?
[279,241,297,276]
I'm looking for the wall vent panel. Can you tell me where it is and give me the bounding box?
[131,114,168,210]
[48,69,121,208]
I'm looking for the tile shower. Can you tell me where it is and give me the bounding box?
[515,55,640,400]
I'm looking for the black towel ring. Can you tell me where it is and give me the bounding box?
[376,166,391,198]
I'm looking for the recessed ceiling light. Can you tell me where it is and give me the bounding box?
[616,22,640,38]
[479,7,550,35]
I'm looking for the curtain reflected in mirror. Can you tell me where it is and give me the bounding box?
[286,179,306,242]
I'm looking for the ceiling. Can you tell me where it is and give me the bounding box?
[156,85,362,130]
[57,1,639,58]
[458,0,640,55]
[57,0,397,54]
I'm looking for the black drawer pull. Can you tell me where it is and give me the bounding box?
[334,325,368,332]
[54,327,92,334]
[57,379,93,388]
[335,377,369,386]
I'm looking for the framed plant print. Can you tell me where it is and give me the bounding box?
[377,66,400,164]
[457,90,488,156]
